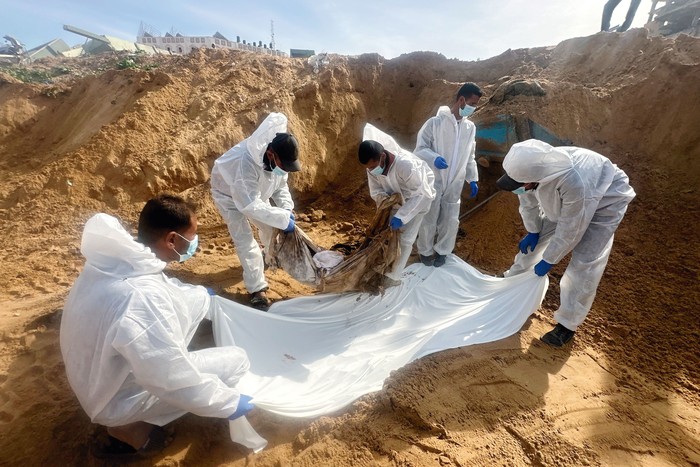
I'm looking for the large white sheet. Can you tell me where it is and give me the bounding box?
[212,255,547,418]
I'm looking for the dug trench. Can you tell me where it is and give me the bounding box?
[0,29,698,466]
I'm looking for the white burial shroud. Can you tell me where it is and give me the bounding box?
[212,255,548,418]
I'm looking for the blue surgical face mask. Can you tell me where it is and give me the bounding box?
[512,186,527,195]
[368,155,385,176]
[459,104,476,118]
[175,232,199,262]
[270,153,287,177]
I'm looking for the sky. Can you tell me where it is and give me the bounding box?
[2,0,651,61]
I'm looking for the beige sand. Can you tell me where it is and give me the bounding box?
[0,28,698,466]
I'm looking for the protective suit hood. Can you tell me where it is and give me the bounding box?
[80,213,166,278]
[245,113,288,168]
[361,122,435,223]
[503,139,572,184]
[363,122,402,156]
[436,105,453,119]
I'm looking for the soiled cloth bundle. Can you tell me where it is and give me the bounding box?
[265,194,402,294]
[265,225,322,285]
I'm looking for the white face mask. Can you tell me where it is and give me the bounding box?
[459,104,476,118]
[368,154,385,176]
[270,153,287,177]
[512,187,527,195]
[175,232,199,262]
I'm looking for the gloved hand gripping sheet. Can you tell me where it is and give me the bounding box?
[211,255,547,418]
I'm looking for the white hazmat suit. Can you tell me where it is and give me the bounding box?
[503,139,636,331]
[363,124,436,280]
[211,113,295,294]
[60,213,250,427]
[414,106,478,256]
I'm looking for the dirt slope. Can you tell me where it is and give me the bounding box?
[0,29,699,466]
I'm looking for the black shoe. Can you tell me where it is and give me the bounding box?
[540,324,575,347]
[250,290,271,311]
[433,254,447,268]
[419,254,434,266]
[92,426,174,460]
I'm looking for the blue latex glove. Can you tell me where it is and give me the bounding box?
[283,216,295,233]
[229,394,255,420]
[206,287,216,296]
[389,216,403,230]
[534,260,553,276]
[469,181,479,198]
[434,156,449,169]
[519,232,540,254]
[286,209,295,221]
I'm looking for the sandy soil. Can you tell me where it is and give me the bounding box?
[0,28,699,466]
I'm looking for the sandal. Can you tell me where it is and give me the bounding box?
[92,425,174,459]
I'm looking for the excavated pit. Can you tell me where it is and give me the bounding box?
[0,29,699,466]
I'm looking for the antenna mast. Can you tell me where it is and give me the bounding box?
[270,20,275,50]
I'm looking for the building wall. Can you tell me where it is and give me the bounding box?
[137,35,287,57]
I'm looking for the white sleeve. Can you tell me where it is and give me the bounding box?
[394,160,435,223]
[542,173,592,264]
[464,124,478,182]
[414,118,442,165]
[518,192,544,234]
[112,297,241,419]
[367,173,388,205]
[229,156,290,230]
[271,180,294,211]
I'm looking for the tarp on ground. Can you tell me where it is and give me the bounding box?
[212,255,548,418]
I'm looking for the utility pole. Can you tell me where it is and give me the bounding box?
[270,20,275,50]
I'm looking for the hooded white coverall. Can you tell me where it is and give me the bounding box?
[363,124,436,280]
[210,113,295,294]
[414,106,478,256]
[503,139,636,331]
[60,214,249,427]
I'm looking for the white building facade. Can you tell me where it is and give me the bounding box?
[137,32,286,57]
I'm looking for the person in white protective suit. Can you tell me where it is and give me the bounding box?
[359,123,436,285]
[210,112,301,310]
[496,139,636,347]
[415,82,483,267]
[60,194,254,458]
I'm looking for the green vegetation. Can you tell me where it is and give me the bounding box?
[3,55,159,87]
[116,57,137,70]
[116,53,159,71]
[5,66,71,83]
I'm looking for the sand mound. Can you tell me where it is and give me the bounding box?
[1,29,699,465]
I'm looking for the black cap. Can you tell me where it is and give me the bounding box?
[269,133,301,172]
[496,173,524,191]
